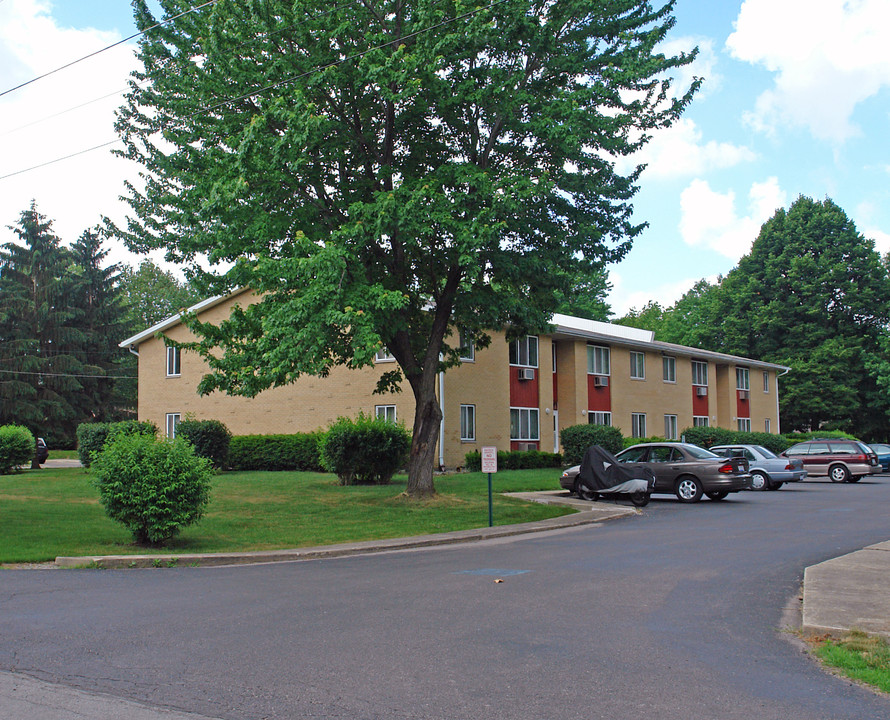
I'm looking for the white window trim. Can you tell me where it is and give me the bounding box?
[460,404,476,442]
[631,412,647,439]
[588,411,612,426]
[691,360,708,387]
[664,414,678,440]
[630,351,645,380]
[509,336,539,368]
[693,415,709,428]
[459,331,475,362]
[736,367,750,391]
[166,346,181,377]
[166,413,181,438]
[587,344,611,376]
[375,348,395,363]
[510,407,540,441]
[738,418,752,432]
[662,356,676,383]
[763,371,769,393]
[375,405,397,422]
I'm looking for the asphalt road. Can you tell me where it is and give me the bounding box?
[2,476,890,720]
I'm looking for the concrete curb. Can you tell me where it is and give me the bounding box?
[802,540,890,638]
[55,492,639,569]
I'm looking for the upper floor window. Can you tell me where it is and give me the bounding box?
[736,367,750,390]
[509,335,538,367]
[587,344,610,375]
[763,371,769,393]
[691,360,708,386]
[166,346,181,377]
[375,348,395,362]
[459,330,475,362]
[630,351,645,380]
[663,356,676,383]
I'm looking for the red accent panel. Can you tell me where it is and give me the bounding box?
[552,370,558,409]
[736,391,750,418]
[692,388,708,416]
[587,376,611,411]
[509,367,539,407]
[511,441,539,451]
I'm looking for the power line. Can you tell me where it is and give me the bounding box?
[0,369,137,380]
[0,0,510,182]
[0,0,220,99]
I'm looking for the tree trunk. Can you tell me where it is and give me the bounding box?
[404,383,443,498]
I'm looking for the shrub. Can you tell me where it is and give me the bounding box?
[464,449,562,472]
[92,434,213,545]
[77,420,157,467]
[319,413,410,485]
[623,435,667,449]
[176,419,232,468]
[227,432,325,471]
[560,424,624,464]
[680,426,789,454]
[0,425,35,474]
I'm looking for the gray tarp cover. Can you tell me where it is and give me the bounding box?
[578,445,656,494]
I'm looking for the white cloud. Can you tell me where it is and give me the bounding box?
[727,0,890,142]
[864,227,890,256]
[0,0,142,265]
[660,36,721,100]
[679,177,787,259]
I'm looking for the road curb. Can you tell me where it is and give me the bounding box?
[55,492,638,569]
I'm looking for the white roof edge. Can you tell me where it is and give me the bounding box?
[550,313,655,343]
[118,288,247,349]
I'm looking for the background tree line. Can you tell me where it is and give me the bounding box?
[617,196,890,441]
[0,203,200,448]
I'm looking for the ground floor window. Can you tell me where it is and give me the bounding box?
[166,413,181,438]
[460,404,476,441]
[664,414,678,440]
[631,413,646,438]
[588,411,612,426]
[737,418,751,432]
[510,407,540,441]
[693,416,709,427]
[376,405,396,423]
[765,418,771,433]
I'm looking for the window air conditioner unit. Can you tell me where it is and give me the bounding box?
[516,442,536,452]
[739,390,749,400]
[518,367,535,381]
[696,386,708,397]
[593,375,609,388]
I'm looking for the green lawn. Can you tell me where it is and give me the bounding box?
[812,630,890,694]
[0,467,572,563]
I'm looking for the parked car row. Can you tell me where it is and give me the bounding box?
[561,437,885,505]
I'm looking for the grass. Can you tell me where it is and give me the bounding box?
[0,466,572,563]
[48,450,79,460]
[807,630,890,694]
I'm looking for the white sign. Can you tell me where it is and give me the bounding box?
[481,446,498,473]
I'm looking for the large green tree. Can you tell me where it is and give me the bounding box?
[118,259,203,331]
[115,0,698,495]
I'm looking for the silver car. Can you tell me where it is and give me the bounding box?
[709,444,806,491]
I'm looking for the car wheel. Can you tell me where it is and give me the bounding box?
[629,491,650,507]
[675,476,703,503]
[574,479,597,501]
[828,464,850,483]
[750,471,770,491]
[769,481,784,491]
[705,491,728,501]
[848,476,862,483]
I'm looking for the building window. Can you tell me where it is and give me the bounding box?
[588,411,612,426]
[663,356,676,383]
[587,344,610,375]
[738,418,751,432]
[166,413,181,438]
[509,336,538,367]
[763,371,769,393]
[630,351,645,380]
[460,404,476,441]
[459,330,475,362]
[765,418,771,433]
[693,415,709,427]
[375,405,397,423]
[691,360,708,386]
[166,346,181,377]
[552,343,557,373]
[631,413,646,438]
[736,367,750,390]
[664,414,678,440]
[375,348,395,362]
[510,407,540,441]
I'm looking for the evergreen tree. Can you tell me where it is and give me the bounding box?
[0,204,86,446]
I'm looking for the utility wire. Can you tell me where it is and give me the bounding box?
[0,0,509,183]
[0,0,220,99]
[0,369,137,379]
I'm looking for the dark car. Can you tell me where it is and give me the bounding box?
[709,444,806,491]
[34,437,48,466]
[781,439,879,482]
[868,444,890,473]
[560,442,751,503]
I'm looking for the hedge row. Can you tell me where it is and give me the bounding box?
[226,432,326,472]
[464,449,562,472]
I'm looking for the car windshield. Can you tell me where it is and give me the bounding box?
[752,445,777,458]
[683,445,719,459]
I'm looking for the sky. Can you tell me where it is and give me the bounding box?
[1,0,889,316]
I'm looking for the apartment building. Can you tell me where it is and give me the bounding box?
[120,291,788,468]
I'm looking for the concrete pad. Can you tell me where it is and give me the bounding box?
[0,671,221,720]
[802,542,890,638]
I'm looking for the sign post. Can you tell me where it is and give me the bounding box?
[481,447,498,527]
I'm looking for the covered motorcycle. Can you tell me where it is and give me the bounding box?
[576,445,656,507]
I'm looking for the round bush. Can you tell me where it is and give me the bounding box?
[0,424,35,474]
[560,424,624,464]
[92,434,213,545]
[320,414,410,485]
